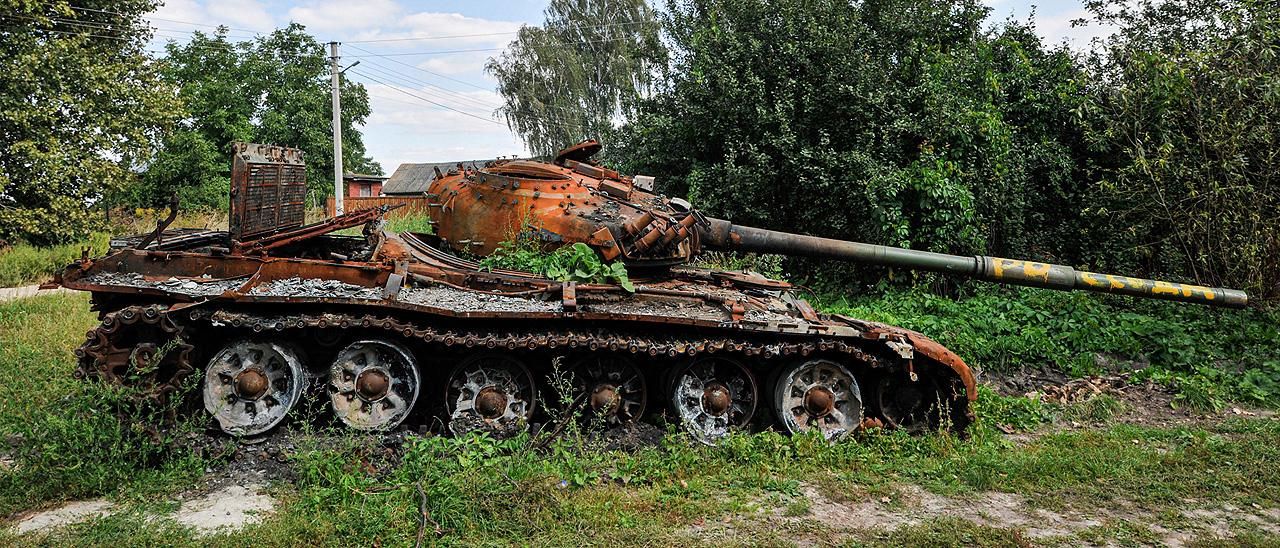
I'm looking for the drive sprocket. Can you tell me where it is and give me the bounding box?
[74,305,196,404]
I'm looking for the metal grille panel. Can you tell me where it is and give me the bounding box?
[230,142,306,240]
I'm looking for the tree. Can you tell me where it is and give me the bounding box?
[613,0,1091,280]
[1081,0,1280,301]
[131,24,380,210]
[0,0,178,245]
[486,0,665,156]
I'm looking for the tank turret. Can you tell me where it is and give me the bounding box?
[426,140,1247,308]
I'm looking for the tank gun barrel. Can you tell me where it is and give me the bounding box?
[700,219,1248,308]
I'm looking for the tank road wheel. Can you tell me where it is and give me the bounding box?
[876,373,941,431]
[203,340,306,436]
[446,354,536,437]
[671,357,758,445]
[327,340,421,430]
[774,359,863,441]
[570,356,647,425]
[75,305,195,404]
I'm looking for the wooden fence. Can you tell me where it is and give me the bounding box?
[326,196,433,218]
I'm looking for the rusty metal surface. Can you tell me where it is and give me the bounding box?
[230,142,306,240]
[74,305,195,405]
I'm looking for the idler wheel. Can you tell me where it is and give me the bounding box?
[445,354,536,437]
[876,372,941,431]
[570,356,647,425]
[670,358,757,445]
[328,339,421,431]
[773,359,862,441]
[203,340,305,436]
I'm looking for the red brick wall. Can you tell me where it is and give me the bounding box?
[345,181,383,197]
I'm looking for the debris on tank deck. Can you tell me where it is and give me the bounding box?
[743,308,802,324]
[248,278,382,300]
[81,272,248,297]
[398,286,560,313]
[581,298,730,322]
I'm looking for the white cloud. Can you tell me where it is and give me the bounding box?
[418,53,498,75]
[397,12,523,44]
[359,81,526,168]
[150,0,275,34]
[206,0,276,32]
[287,0,402,33]
[143,1,538,171]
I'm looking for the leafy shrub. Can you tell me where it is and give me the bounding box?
[481,238,634,291]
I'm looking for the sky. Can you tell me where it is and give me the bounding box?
[143,0,1115,174]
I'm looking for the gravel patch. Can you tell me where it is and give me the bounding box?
[399,286,560,313]
[248,277,381,300]
[81,272,247,297]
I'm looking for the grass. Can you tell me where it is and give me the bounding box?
[825,285,1280,410]
[1,289,1278,545]
[0,293,207,517]
[0,234,110,287]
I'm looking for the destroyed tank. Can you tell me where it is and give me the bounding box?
[60,141,1248,444]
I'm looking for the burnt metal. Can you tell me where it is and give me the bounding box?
[230,142,306,240]
[60,138,1246,442]
[202,340,306,436]
[328,339,420,430]
[136,194,181,250]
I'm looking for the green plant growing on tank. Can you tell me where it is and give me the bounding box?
[480,237,635,292]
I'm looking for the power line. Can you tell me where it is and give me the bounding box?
[350,69,587,134]
[346,69,506,126]
[4,13,260,40]
[354,61,502,112]
[347,30,523,44]
[347,52,596,130]
[343,20,648,44]
[346,44,492,92]
[347,54,501,105]
[68,5,265,35]
[344,36,641,58]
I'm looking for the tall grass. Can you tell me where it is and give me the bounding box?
[0,233,110,287]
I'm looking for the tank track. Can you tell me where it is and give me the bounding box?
[76,303,966,438]
[189,309,884,363]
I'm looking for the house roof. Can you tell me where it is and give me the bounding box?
[344,173,387,182]
[381,160,492,195]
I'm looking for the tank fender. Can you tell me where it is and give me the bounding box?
[833,316,978,404]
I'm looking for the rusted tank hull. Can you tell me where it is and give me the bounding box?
[62,230,975,442]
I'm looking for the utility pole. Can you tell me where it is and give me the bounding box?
[329,41,344,216]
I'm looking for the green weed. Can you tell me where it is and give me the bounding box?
[0,293,208,516]
[481,239,634,291]
[384,214,435,234]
